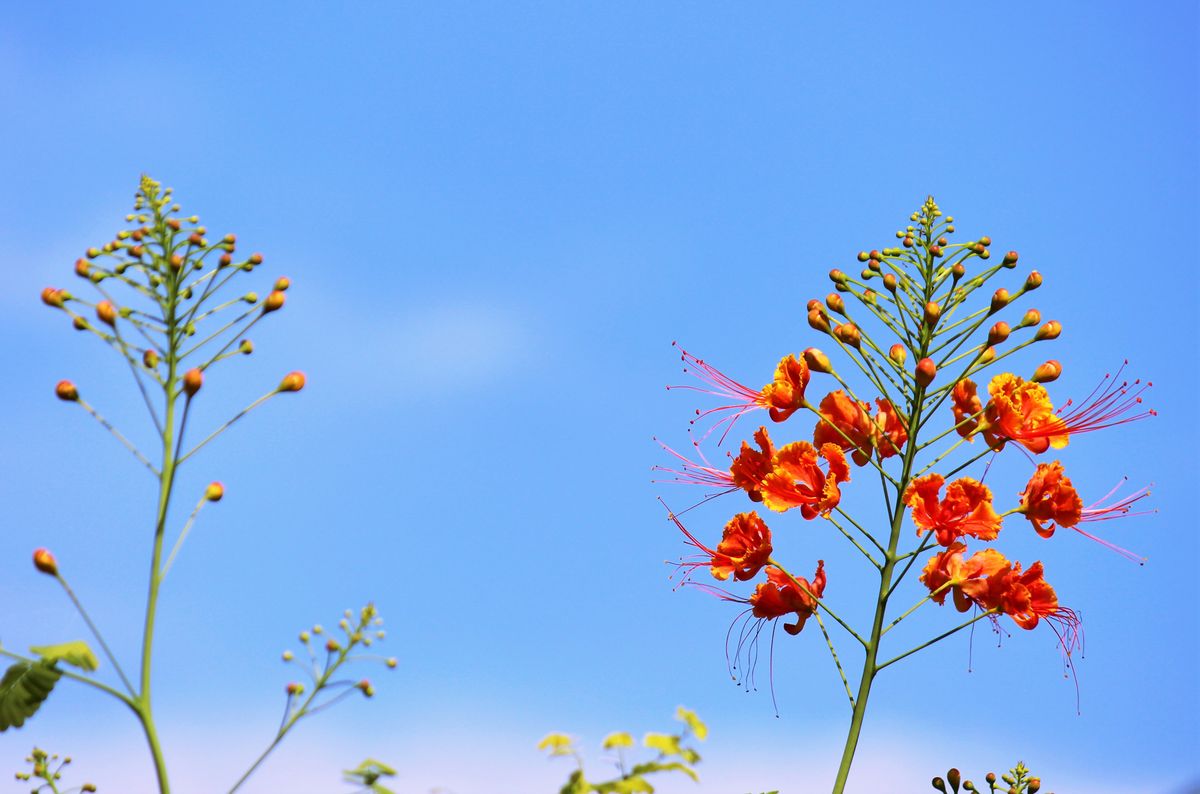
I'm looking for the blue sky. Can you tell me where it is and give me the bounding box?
[0,3,1196,792]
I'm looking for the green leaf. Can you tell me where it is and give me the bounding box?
[675,707,708,741]
[630,761,699,783]
[0,660,62,731]
[602,731,635,750]
[559,769,590,794]
[595,775,654,793]
[30,641,99,673]
[642,733,681,757]
[539,733,577,756]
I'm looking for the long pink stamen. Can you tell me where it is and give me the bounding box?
[651,437,737,491]
[1044,362,1155,437]
[1075,477,1153,564]
[666,342,766,444]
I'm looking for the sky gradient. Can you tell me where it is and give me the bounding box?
[1,3,1197,793]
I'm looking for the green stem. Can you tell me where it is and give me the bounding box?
[54,574,136,696]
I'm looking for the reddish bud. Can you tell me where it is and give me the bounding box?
[205,482,225,502]
[1002,250,1019,267]
[989,288,1009,314]
[1019,308,1042,328]
[882,273,897,292]
[96,301,117,327]
[248,253,264,265]
[807,309,831,333]
[167,218,182,231]
[188,233,204,246]
[826,292,845,315]
[923,301,941,327]
[183,368,203,397]
[41,287,65,308]
[55,380,79,402]
[74,259,90,278]
[274,276,291,292]
[33,548,58,576]
[802,347,833,374]
[915,357,936,387]
[889,344,907,366]
[833,323,861,348]
[1035,320,1062,340]
[978,236,992,246]
[170,254,184,271]
[805,298,823,313]
[902,236,914,248]
[868,250,881,261]
[929,245,942,257]
[828,268,847,285]
[263,290,286,313]
[357,680,375,697]
[951,263,965,281]
[1025,270,1043,290]
[219,253,233,268]
[130,245,145,258]
[143,349,160,368]
[1032,360,1063,383]
[987,321,1011,346]
[947,769,962,789]
[223,233,237,245]
[279,371,306,393]
[286,682,304,696]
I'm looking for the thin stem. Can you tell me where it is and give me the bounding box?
[177,390,277,464]
[833,508,887,555]
[160,494,208,578]
[876,609,998,672]
[880,581,951,636]
[827,516,881,569]
[76,399,158,475]
[767,557,866,648]
[814,611,855,710]
[54,574,137,696]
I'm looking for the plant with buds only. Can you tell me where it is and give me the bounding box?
[657,197,1154,793]
[932,761,1047,794]
[5,177,395,793]
[13,747,97,794]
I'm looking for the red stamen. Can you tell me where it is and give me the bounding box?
[667,342,767,444]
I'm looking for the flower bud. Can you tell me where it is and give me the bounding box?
[73,316,89,331]
[41,287,65,308]
[902,235,914,248]
[915,357,936,387]
[170,254,184,271]
[83,785,97,792]
[856,251,869,262]
[386,657,398,669]
[985,773,997,785]
[239,339,254,355]
[1019,308,1041,328]
[282,650,294,661]
[951,263,965,281]
[807,309,831,333]
[188,233,204,246]
[882,273,897,292]
[86,247,100,259]
[867,258,882,273]
[826,293,845,315]
[1035,320,1061,340]
[74,259,90,278]
[802,347,833,374]
[929,245,942,257]
[923,301,941,327]
[931,778,947,793]
[143,349,160,368]
[1002,250,1018,267]
[167,218,182,231]
[833,323,861,348]
[262,290,286,313]
[357,679,375,697]
[1027,779,1040,793]
[1031,360,1063,384]
[979,346,996,364]
[183,367,203,397]
[989,288,1009,315]
[979,236,992,246]
[274,276,291,291]
[987,321,1010,346]
[286,682,304,696]
[889,344,907,366]
[96,300,117,327]
[1024,270,1042,290]
[205,482,225,502]
[947,769,961,789]
[279,371,306,392]
[805,298,822,313]
[55,380,79,402]
[33,548,58,576]
[325,638,340,652]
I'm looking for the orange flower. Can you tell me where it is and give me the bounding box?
[668,344,810,442]
[919,542,1009,612]
[904,473,1003,546]
[667,510,773,582]
[750,562,826,635]
[950,379,983,439]
[760,442,850,518]
[729,426,778,501]
[873,399,908,459]
[1019,461,1149,562]
[982,367,1153,453]
[812,390,875,465]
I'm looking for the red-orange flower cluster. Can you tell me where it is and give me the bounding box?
[750,562,826,635]
[670,510,773,582]
[904,474,1002,546]
[1019,461,1148,562]
[759,440,850,518]
[813,391,908,465]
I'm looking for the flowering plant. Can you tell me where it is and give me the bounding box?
[657,197,1152,792]
[1,177,395,792]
